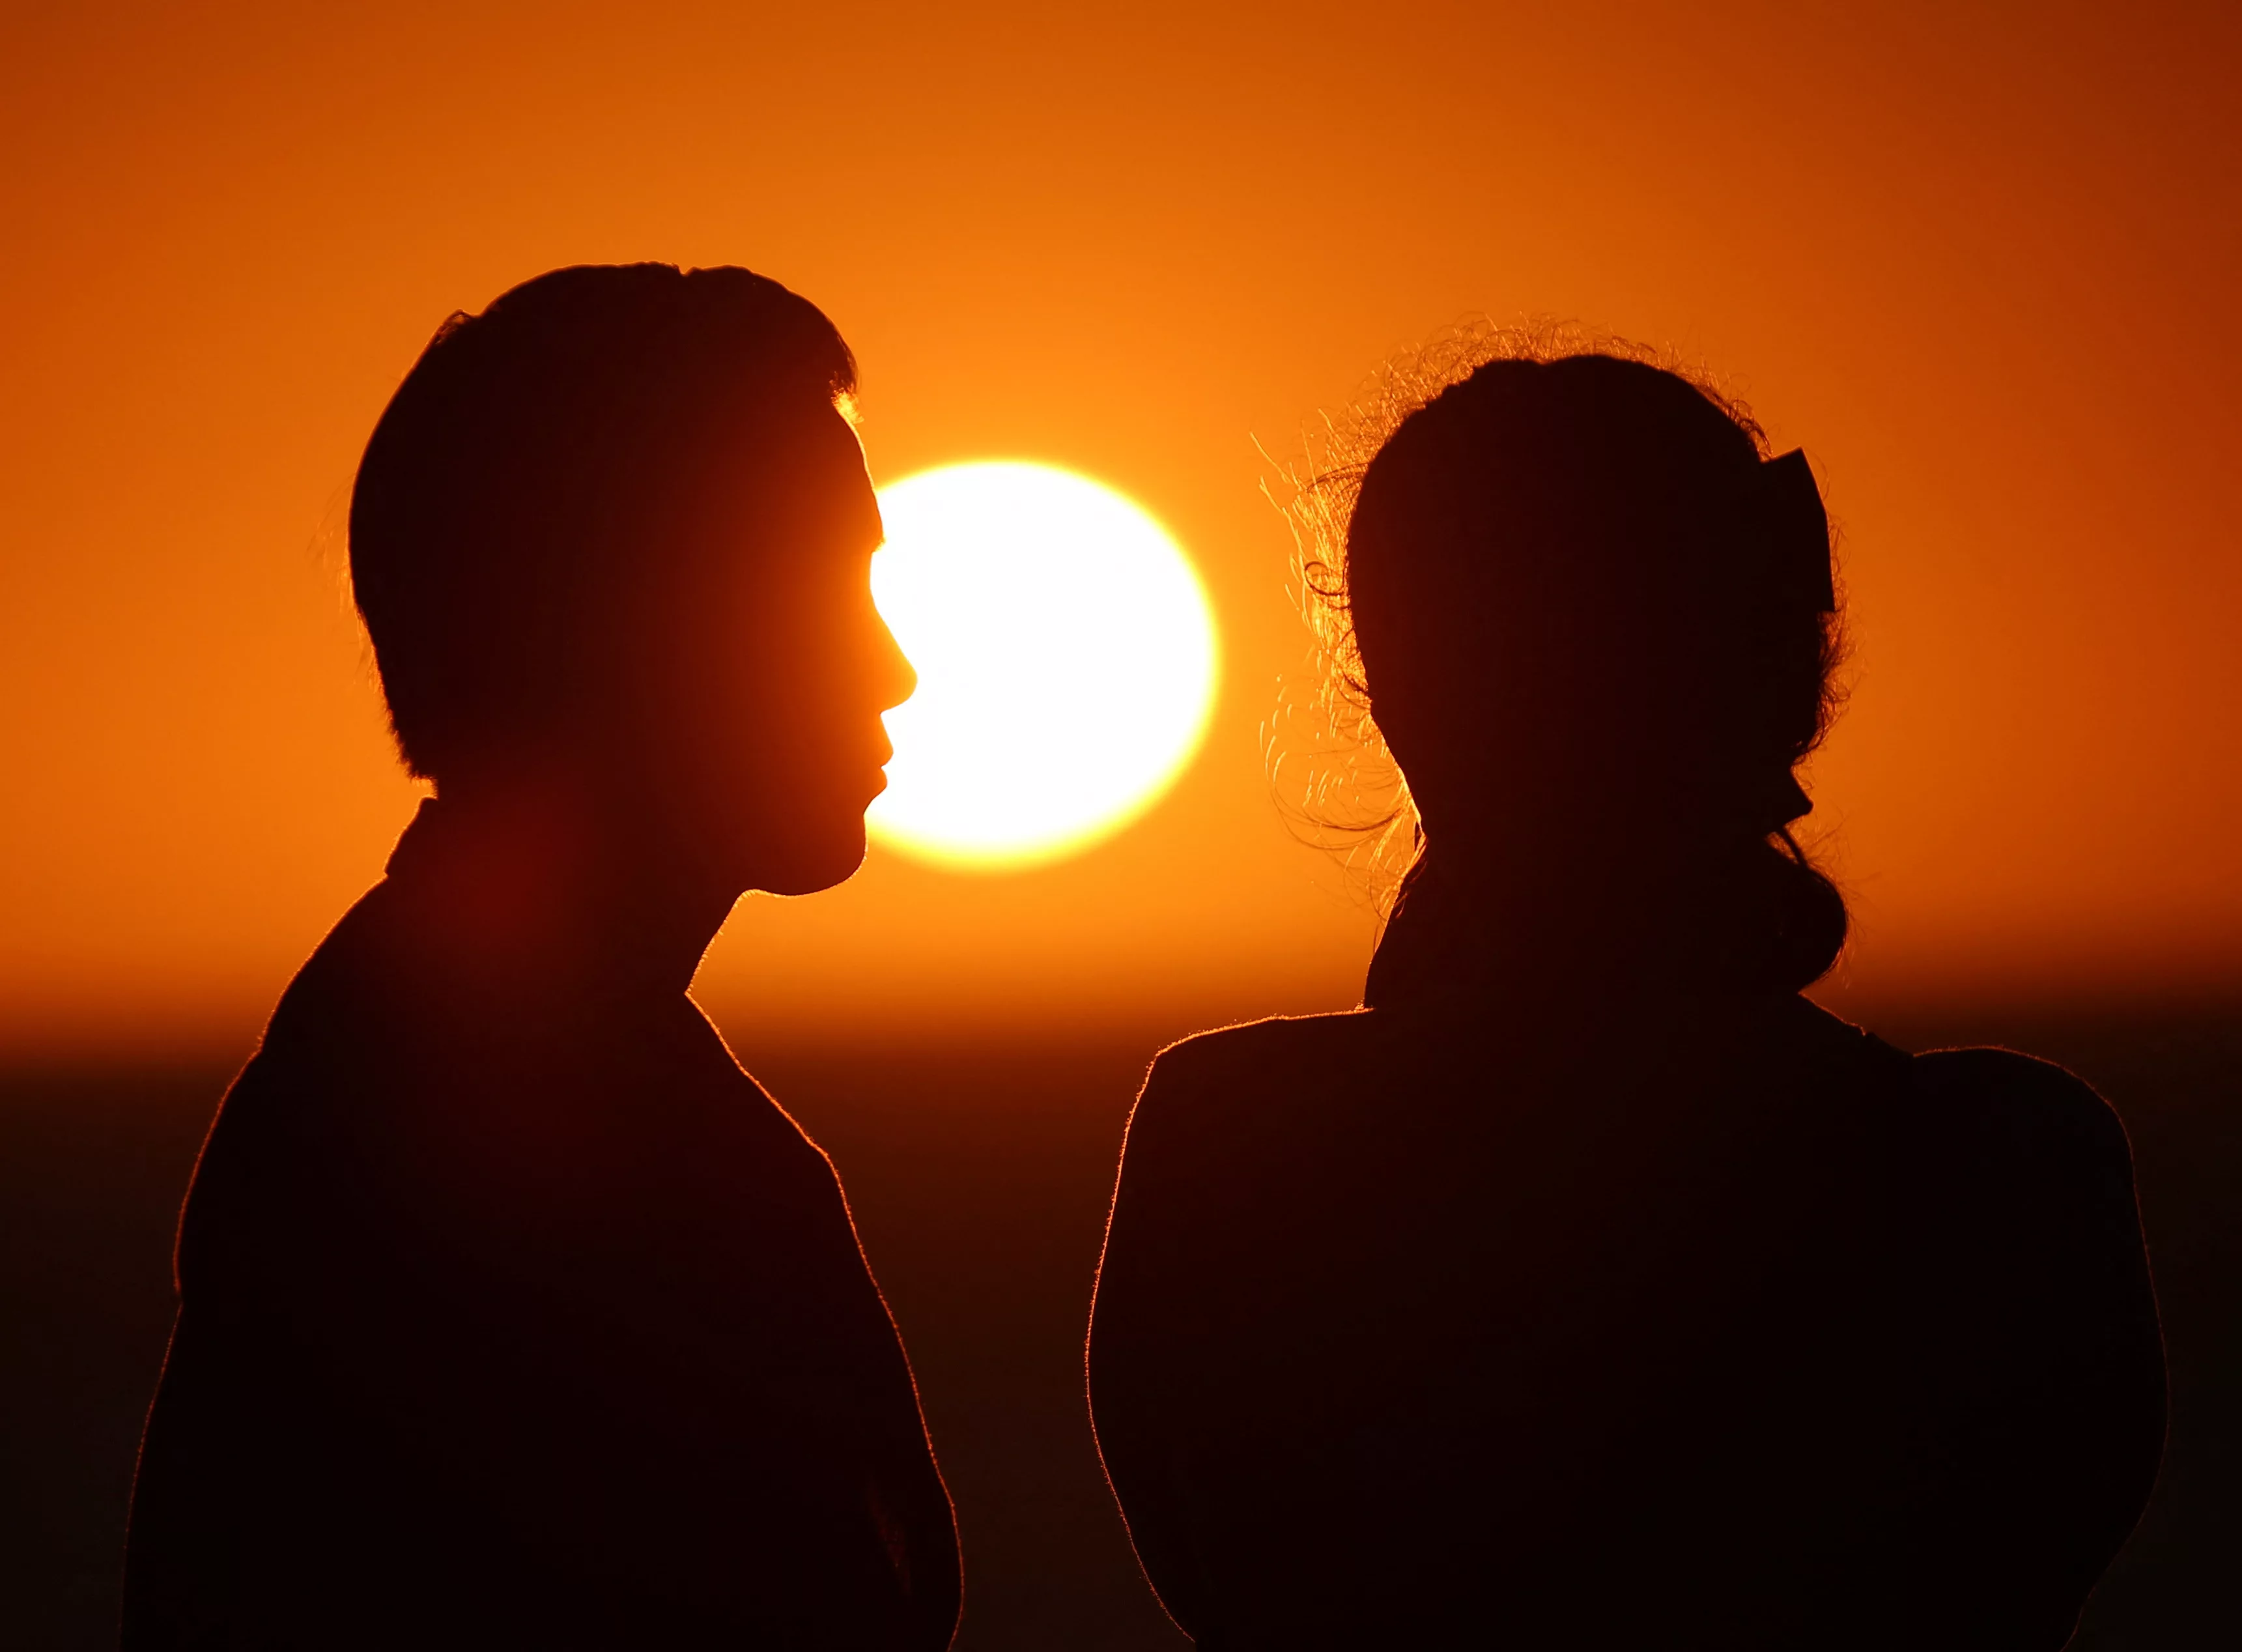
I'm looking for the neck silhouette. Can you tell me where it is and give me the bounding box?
[387,785,737,997]
[1366,823,1737,1015]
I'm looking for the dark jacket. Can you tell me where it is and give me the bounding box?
[1090,992,2164,1649]
[125,812,959,1649]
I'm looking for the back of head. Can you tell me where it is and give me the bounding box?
[1342,351,1847,992]
[349,263,858,783]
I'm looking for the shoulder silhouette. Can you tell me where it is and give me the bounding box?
[123,264,956,1649]
[1088,351,2164,1649]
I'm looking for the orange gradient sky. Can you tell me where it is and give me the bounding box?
[3,1,2237,1055]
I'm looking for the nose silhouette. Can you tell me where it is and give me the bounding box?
[877,612,918,714]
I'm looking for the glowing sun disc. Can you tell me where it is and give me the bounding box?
[868,461,1220,871]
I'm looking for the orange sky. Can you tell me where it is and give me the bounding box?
[3,1,2237,1056]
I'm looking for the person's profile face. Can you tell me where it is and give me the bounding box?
[627,406,915,898]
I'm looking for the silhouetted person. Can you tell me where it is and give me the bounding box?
[1088,354,2164,1648]
[123,265,959,1649]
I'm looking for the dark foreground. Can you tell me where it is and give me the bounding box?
[3,1001,2235,1649]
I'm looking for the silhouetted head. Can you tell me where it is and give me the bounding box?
[1337,350,1847,992]
[350,263,913,900]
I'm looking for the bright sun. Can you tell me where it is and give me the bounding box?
[867,461,1220,872]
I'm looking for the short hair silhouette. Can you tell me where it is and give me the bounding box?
[350,263,857,781]
[1090,339,2164,1649]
